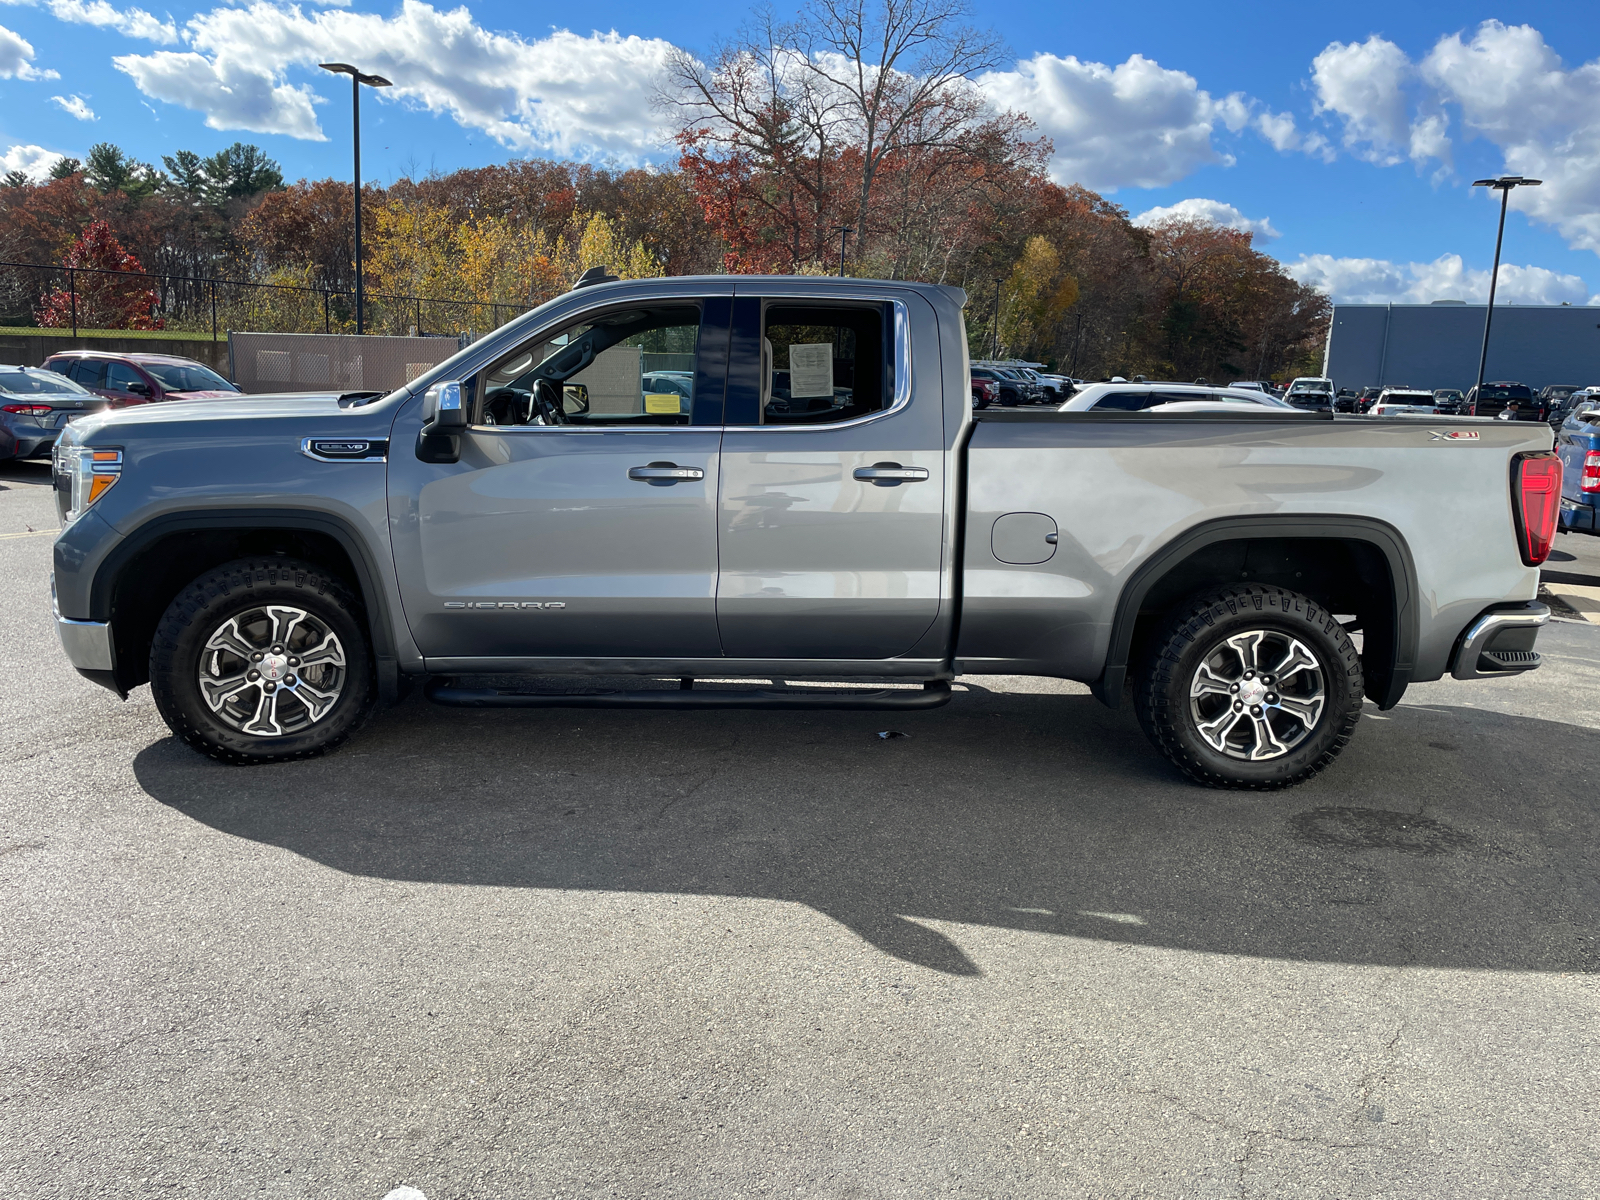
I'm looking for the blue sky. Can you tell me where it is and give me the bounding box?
[2,0,1598,303]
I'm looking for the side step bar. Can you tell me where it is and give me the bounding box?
[424,678,953,711]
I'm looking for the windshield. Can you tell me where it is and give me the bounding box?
[1288,382,1332,394]
[0,368,87,395]
[1480,386,1532,401]
[141,362,236,392]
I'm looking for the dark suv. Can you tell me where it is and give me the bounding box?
[1467,381,1536,420]
[41,351,240,406]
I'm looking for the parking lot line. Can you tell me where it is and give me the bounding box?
[1543,581,1600,624]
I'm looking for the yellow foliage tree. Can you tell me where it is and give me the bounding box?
[998,236,1079,361]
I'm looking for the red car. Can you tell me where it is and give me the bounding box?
[41,351,240,406]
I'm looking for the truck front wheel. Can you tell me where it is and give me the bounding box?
[150,558,374,764]
[1135,585,1363,789]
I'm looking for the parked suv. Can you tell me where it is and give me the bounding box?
[41,351,240,406]
[1468,381,1537,420]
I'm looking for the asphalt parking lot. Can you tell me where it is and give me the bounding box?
[2,456,1597,1199]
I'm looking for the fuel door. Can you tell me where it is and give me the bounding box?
[991,512,1058,565]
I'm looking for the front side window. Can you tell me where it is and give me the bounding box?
[1092,389,1156,411]
[759,303,890,425]
[478,305,703,427]
[105,361,145,391]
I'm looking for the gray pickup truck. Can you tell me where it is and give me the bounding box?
[50,274,1560,788]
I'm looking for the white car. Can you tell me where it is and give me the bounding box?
[1061,383,1295,412]
[1370,389,1439,417]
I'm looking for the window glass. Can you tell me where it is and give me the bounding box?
[1092,389,1155,411]
[0,368,86,395]
[142,362,234,392]
[759,303,889,425]
[105,361,144,391]
[70,359,106,387]
[478,305,702,427]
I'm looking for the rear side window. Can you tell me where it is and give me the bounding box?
[70,359,106,387]
[1092,390,1156,411]
[759,303,889,425]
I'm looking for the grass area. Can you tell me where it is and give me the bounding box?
[0,325,219,342]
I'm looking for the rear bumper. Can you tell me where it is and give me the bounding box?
[1559,497,1597,534]
[1449,601,1550,680]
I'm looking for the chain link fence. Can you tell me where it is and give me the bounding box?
[229,331,470,394]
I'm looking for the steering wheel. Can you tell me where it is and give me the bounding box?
[530,377,568,426]
[482,387,532,425]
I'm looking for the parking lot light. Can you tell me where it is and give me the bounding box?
[1470,175,1542,402]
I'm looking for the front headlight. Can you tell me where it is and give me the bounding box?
[55,443,122,526]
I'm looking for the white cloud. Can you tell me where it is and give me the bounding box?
[979,53,1244,191]
[1252,110,1335,162]
[0,143,66,179]
[50,92,95,120]
[114,0,678,159]
[1132,197,1279,240]
[0,0,174,42]
[0,22,56,79]
[1310,35,1417,166]
[1287,252,1595,306]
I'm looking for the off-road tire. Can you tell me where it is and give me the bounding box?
[150,558,374,765]
[1135,585,1363,789]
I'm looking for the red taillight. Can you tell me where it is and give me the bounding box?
[1,403,52,416]
[1583,451,1600,493]
[1513,452,1561,566]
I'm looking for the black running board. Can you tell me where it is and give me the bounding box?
[424,678,953,711]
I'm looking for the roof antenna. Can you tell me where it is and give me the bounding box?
[574,265,619,289]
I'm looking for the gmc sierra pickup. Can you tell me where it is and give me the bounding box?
[51,274,1559,788]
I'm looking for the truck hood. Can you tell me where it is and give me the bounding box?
[68,391,371,436]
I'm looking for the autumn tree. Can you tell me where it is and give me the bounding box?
[35,220,161,330]
[996,236,1078,359]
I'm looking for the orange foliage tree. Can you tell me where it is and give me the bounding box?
[36,219,162,330]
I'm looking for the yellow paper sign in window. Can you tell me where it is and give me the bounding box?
[644,393,682,414]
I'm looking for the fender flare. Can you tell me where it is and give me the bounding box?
[91,508,401,696]
[1092,514,1419,711]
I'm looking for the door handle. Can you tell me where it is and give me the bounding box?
[629,461,704,485]
[853,462,930,487]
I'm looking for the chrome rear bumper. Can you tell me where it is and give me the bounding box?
[1450,601,1550,680]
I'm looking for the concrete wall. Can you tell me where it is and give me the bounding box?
[0,332,230,376]
[1325,303,1600,392]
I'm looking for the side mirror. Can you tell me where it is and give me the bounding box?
[417,379,468,464]
[421,380,469,430]
[127,381,152,396]
[562,383,590,415]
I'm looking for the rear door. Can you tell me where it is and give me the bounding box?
[714,285,949,662]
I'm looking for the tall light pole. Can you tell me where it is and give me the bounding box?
[320,63,392,335]
[1470,174,1541,402]
[835,226,853,277]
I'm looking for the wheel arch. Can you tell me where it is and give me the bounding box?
[94,509,399,701]
[1092,515,1419,712]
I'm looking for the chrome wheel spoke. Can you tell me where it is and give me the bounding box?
[1247,713,1291,760]
[203,617,256,661]
[242,687,284,736]
[266,605,306,650]
[1189,661,1235,698]
[1223,631,1265,675]
[296,632,346,670]
[1271,693,1324,728]
[1271,640,1319,683]
[1197,707,1245,753]
[201,671,256,712]
[288,678,339,721]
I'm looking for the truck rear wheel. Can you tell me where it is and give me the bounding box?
[1135,585,1363,789]
[150,558,374,764]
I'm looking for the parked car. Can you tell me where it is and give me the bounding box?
[970,366,1029,407]
[1539,384,1581,415]
[1030,371,1072,401]
[0,365,109,460]
[1060,383,1295,412]
[1355,386,1382,413]
[50,272,1556,790]
[1545,386,1595,429]
[971,374,999,409]
[1370,389,1440,416]
[1556,394,1600,536]
[1467,381,1537,420]
[1334,389,1359,412]
[1228,380,1267,393]
[41,351,240,405]
[1433,389,1465,415]
[1284,377,1336,412]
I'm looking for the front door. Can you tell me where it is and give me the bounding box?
[389,295,731,664]
[715,289,949,661]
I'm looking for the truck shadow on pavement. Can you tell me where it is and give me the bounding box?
[132,687,1599,977]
